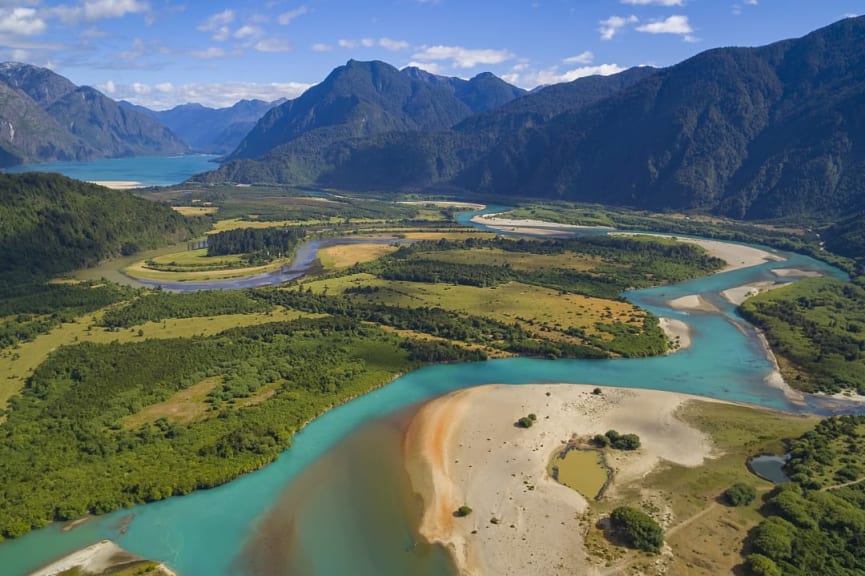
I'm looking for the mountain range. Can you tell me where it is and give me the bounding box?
[0,63,187,167]
[197,16,865,225]
[120,99,285,154]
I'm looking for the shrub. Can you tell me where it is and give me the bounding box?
[724,482,757,506]
[517,414,536,428]
[455,505,473,517]
[745,553,782,576]
[609,506,663,553]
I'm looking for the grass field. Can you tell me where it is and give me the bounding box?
[171,206,219,216]
[0,306,316,414]
[585,401,818,575]
[421,246,602,272]
[317,244,400,270]
[302,274,643,339]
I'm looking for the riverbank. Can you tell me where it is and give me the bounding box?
[87,180,144,189]
[469,214,612,236]
[405,384,717,576]
[28,540,176,576]
[659,317,691,352]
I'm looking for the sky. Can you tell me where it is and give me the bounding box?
[0,0,861,110]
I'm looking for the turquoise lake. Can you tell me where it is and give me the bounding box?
[3,155,218,186]
[0,165,857,574]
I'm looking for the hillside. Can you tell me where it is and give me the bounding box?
[197,65,651,187]
[197,16,865,224]
[224,59,526,161]
[0,173,205,279]
[0,63,187,167]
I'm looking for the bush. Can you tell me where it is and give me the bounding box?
[592,433,611,447]
[609,506,663,553]
[745,553,782,576]
[516,414,537,428]
[724,482,757,506]
[455,505,473,517]
[601,429,641,450]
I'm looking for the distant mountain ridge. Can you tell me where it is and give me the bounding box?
[0,63,187,168]
[121,99,285,154]
[225,60,526,162]
[197,16,865,224]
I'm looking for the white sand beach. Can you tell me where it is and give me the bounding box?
[659,317,692,352]
[28,540,176,576]
[469,214,613,237]
[667,293,719,312]
[88,180,144,190]
[405,384,716,576]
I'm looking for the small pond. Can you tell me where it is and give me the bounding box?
[550,449,609,499]
[748,454,790,483]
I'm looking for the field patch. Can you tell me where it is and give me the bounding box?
[123,377,223,428]
[172,206,219,216]
[318,243,399,270]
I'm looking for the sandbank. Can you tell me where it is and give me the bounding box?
[614,233,785,272]
[659,317,692,352]
[771,268,823,278]
[87,180,144,190]
[667,293,719,312]
[28,539,176,576]
[721,281,785,306]
[405,384,716,576]
[469,214,612,237]
[400,201,486,209]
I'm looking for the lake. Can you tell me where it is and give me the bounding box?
[3,155,218,186]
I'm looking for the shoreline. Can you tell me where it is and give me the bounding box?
[87,180,144,190]
[659,317,692,352]
[405,384,718,576]
[28,539,176,576]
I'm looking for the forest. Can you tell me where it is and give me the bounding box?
[739,278,865,394]
[744,415,865,575]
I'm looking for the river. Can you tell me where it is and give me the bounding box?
[0,203,856,575]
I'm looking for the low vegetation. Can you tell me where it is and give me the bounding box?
[608,506,664,553]
[592,429,641,450]
[723,482,757,506]
[739,278,865,394]
[743,415,865,576]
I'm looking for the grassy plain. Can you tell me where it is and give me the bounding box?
[0,306,314,412]
[583,401,818,575]
[317,244,400,270]
[302,274,643,339]
[171,206,219,216]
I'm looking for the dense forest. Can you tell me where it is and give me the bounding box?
[739,278,865,394]
[744,416,865,575]
[0,173,206,280]
[0,316,480,539]
[206,226,306,258]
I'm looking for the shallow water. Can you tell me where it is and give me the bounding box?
[0,200,857,575]
[551,449,608,499]
[749,455,791,484]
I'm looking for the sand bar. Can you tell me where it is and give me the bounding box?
[401,201,486,209]
[26,539,180,576]
[405,384,716,576]
[721,281,785,306]
[88,180,144,190]
[659,317,692,352]
[470,214,613,237]
[668,293,719,312]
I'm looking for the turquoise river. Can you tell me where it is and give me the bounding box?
[0,165,857,574]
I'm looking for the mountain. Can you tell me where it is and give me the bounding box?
[0,63,187,167]
[458,16,865,220]
[121,99,285,154]
[0,172,206,278]
[195,65,654,187]
[225,59,526,161]
[200,17,865,223]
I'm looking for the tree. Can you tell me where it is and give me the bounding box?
[724,482,757,506]
[745,554,782,576]
[609,506,663,553]
[455,505,473,517]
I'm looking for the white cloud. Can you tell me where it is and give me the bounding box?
[411,45,515,69]
[233,25,263,40]
[621,0,684,5]
[311,42,333,52]
[563,51,593,64]
[599,15,637,40]
[255,38,290,52]
[636,15,693,35]
[337,37,375,49]
[83,0,148,21]
[190,46,225,59]
[198,9,234,32]
[110,81,311,109]
[404,61,442,74]
[0,7,46,36]
[212,26,230,42]
[379,37,409,51]
[507,63,626,88]
[278,6,308,25]
[101,79,116,93]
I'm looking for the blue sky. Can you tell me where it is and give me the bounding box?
[0,0,860,109]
